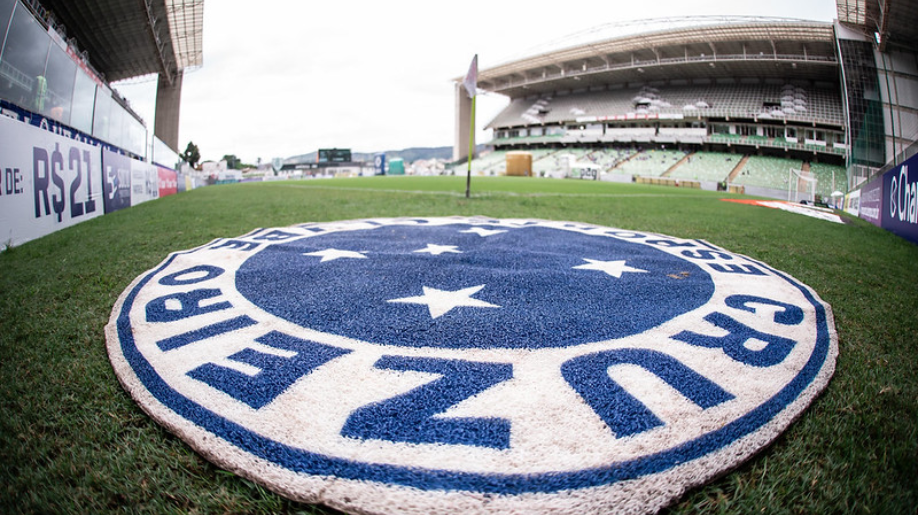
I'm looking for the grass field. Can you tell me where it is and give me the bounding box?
[1,176,915,514]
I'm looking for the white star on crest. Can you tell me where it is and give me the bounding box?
[573,259,647,278]
[414,243,462,256]
[303,248,368,262]
[461,227,507,237]
[387,285,500,319]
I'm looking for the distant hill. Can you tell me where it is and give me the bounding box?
[283,145,487,165]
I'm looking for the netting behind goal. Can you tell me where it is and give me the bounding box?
[788,168,816,203]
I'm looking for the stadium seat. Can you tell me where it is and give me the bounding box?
[489,82,844,131]
[669,152,742,182]
[733,155,804,190]
[807,162,848,197]
[614,149,687,177]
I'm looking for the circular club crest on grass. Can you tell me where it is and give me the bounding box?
[106,217,838,515]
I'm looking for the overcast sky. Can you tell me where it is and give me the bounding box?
[115,0,838,164]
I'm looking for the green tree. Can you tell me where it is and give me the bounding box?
[183,141,201,169]
[221,154,241,170]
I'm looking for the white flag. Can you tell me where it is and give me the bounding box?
[462,54,477,99]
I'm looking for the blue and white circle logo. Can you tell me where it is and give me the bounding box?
[107,217,837,514]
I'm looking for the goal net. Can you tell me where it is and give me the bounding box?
[788,168,816,203]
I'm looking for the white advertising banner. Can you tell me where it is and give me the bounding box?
[843,188,860,217]
[130,158,160,206]
[0,116,104,248]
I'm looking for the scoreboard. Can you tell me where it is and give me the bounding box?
[318,148,351,163]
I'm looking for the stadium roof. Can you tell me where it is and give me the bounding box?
[468,17,839,99]
[36,0,204,84]
[836,0,916,52]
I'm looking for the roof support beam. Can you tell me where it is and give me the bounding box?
[142,0,175,86]
[877,0,891,52]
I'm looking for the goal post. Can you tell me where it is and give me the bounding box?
[788,168,816,203]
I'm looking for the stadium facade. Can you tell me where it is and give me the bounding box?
[455,3,916,193]
[0,0,203,248]
[0,0,203,163]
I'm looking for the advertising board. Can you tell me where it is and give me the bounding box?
[0,115,103,247]
[858,153,917,243]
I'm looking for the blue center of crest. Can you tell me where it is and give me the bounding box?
[236,224,714,349]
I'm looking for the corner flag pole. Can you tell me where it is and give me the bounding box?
[466,94,476,198]
[463,55,478,199]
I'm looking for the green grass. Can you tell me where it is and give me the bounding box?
[1,176,915,514]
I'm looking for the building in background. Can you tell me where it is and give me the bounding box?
[456,2,916,191]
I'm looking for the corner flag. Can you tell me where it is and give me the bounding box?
[464,55,477,198]
[463,55,477,99]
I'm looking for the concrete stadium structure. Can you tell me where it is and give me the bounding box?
[0,0,204,248]
[454,1,916,193]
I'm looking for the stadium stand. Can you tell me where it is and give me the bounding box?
[732,155,804,190]
[460,145,861,206]
[470,150,508,175]
[587,148,637,171]
[807,162,848,198]
[523,149,559,175]
[488,82,844,129]
[532,151,569,177]
[529,148,597,177]
[669,152,743,182]
[613,149,688,177]
[455,13,916,203]
[458,147,644,178]
[459,17,893,198]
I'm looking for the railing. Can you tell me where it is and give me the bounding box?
[490,133,847,156]
[708,134,847,154]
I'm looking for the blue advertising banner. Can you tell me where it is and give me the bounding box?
[858,177,883,227]
[859,153,917,243]
[374,153,386,176]
[881,153,917,243]
[102,149,132,214]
